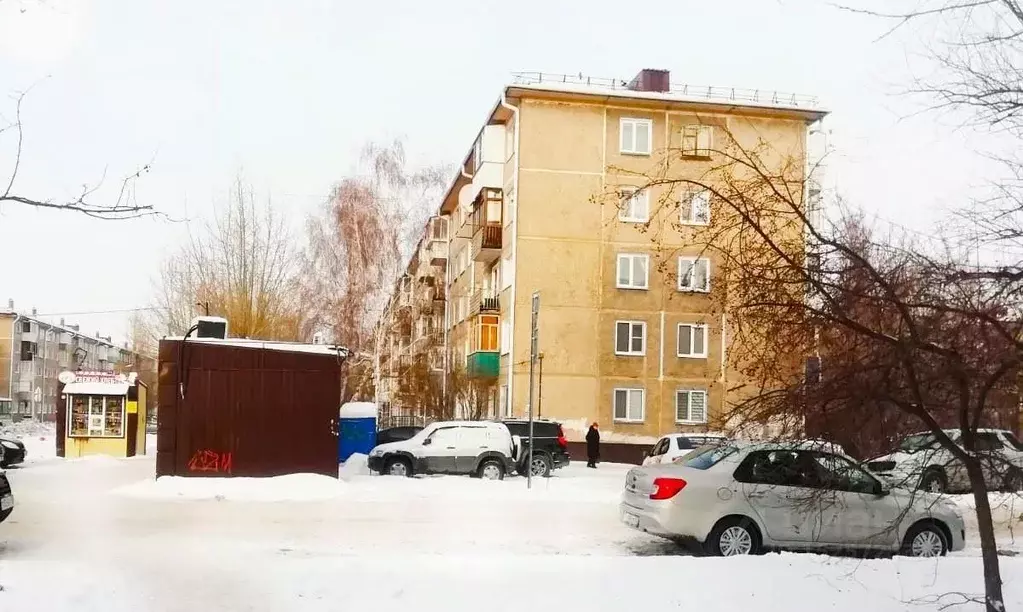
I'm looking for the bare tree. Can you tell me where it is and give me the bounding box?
[152,178,307,340]
[0,88,160,220]
[606,125,1022,610]
[301,140,448,354]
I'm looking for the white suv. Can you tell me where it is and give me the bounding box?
[866,429,1023,493]
[368,421,517,480]
[621,442,965,557]
[642,433,728,466]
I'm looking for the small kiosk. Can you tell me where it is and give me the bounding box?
[57,370,148,459]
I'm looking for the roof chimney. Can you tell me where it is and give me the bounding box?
[31,306,37,316]
[7,299,12,309]
[627,68,670,93]
[60,318,65,326]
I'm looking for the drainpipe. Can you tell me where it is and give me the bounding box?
[8,313,20,403]
[500,93,520,417]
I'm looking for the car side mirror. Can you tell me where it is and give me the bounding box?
[874,482,890,497]
[422,438,432,446]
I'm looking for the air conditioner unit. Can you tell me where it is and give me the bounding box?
[191,316,228,339]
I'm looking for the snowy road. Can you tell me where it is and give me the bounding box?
[2,432,1023,610]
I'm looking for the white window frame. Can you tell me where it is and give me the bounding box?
[619,118,652,155]
[616,253,650,290]
[613,388,646,423]
[681,124,714,157]
[619,186,649,223]
[680,189,710,226]
[676,389,709,424]
[678,257,711,293]
[67,394,126,438]
[677,323,709,358]
[614,320,647,356]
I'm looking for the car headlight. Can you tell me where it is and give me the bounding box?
[369,448,383,457]
[0,441,16,451]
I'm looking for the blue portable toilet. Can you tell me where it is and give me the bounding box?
[338,402,377,462]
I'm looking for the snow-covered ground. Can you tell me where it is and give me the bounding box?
[2,424,1023,610]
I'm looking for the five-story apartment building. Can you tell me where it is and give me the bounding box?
[0,301,148,421]
[377,69,827,439]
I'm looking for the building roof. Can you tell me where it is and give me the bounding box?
[0,310,132,352]
[162,337,350,357]
[435,71,828,215]
[63,381,131,396]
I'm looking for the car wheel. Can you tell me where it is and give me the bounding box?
[383,457,412,478]
[919,469,947,493]
[528,454,552,478]
[0,507,11,524]
[478,459,505,481]
[900,522,948,557]
[706,517,761,557]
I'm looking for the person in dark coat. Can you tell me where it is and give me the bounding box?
[585,422,600,468]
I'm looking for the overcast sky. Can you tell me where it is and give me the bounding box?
[0,0,1004,343]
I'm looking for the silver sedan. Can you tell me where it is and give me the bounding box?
[620,442,966,557]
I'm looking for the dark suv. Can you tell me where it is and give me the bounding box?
[502,419,570,477]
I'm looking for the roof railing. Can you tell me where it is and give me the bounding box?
[510,72,820,109]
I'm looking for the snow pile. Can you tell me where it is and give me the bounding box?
[1,420,58,461]
[339,402,377,419]
[339,453,371,480]
[113,473,346,502]
[0,419,55,439]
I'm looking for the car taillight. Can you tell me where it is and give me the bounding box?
[650,477,687,500]
[557,426,568,449]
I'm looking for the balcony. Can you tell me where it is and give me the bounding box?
[426,239,447,267]
[432,285,446,304]
[471,288,500,314]
[472,225,502,263]
[466,351,499,378]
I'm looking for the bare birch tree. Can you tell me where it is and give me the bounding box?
[152,178,306,340]
[302,140,448,354]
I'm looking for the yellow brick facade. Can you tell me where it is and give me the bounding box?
[375,73,824,441]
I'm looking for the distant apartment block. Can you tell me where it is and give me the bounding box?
[375,69,827,439]
[0,300,150,420]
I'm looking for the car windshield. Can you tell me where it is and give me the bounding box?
[898,433,941,453]
[681,444,738,470]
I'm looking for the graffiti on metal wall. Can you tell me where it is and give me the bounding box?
[187,449,233,474]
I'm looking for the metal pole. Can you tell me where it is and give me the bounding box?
[527,292,539,490]
[537,353,543,419]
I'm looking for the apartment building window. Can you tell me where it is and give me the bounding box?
[472,134,483,174]
[677,324,708,358]
[20,341,36,361]
[477,315,499,352]
[616,254,649,289]
[21,320,31,333]
[613,388,645,422]
[431,217,448,241]
[678,257,711,292]
[620,118,652,155]
[614,321,646,356]
[619,187,649,223]
[680,189,710,225]
[500,384,510,417]
[676,389,708,424]
[682,125,714,157]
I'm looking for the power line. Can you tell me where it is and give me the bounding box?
[34,307,163,317]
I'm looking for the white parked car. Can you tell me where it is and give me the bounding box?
[642,433,728,466]
[367,421,517,480]
[866,429,1023,493]
[620,442,965,557]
